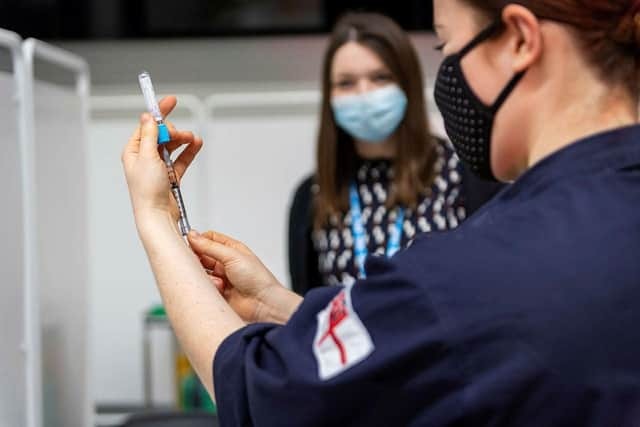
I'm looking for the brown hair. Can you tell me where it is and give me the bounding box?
[462,0,640,95]
[314,12,437,228]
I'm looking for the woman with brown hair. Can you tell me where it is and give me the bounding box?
[123,0,640,425]
[289,12,501,293]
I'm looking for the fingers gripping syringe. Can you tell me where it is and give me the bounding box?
[138,71,191,236]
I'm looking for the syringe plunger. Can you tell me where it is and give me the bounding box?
[138,70,171,144]
[138,71,163,122]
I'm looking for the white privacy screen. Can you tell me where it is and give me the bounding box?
[205,99,317,289]
[0,69,28,427]
[33,79,89,427]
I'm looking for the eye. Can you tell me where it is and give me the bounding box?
[372,73,392,83]
[334,80,354,89]
[434,43,445,52]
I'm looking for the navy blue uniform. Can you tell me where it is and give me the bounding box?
[214,125,640,426]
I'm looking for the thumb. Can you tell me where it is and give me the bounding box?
[188,230,239,264]
[139,113,159,159]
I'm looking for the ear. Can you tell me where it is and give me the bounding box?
[501,4,543,73]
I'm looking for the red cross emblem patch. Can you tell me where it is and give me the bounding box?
[313,288,374,380]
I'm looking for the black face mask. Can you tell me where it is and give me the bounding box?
[434,23,526,181]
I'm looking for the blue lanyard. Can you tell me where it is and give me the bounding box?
[349,183,405,279]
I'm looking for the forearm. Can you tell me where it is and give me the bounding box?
[136,211,245,400]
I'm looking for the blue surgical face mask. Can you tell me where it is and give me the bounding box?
[331,84,408,144]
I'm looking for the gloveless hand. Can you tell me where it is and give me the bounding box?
[121,96,203,222]
[188,230,302,324]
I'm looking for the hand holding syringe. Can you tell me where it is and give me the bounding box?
[138,71,191,237]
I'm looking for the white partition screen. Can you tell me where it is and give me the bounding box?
[0,28,28,427]
[23,38,91,427]
[205,92,319,288]
[34,81,89,427]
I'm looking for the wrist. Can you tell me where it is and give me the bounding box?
[135,208,178,239]
[254,284,303,325]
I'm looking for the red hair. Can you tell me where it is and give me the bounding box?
[463,0,640,95]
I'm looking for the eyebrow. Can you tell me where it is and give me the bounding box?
[334,68,391,78]
[333,72,355,79]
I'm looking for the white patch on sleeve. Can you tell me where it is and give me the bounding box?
[312,286,375,380]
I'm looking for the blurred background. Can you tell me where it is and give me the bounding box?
[0,0,434,38]
[0,1,442,426]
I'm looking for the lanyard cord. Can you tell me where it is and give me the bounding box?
[349,183,404,279]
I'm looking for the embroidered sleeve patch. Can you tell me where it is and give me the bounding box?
[313,287,375,380]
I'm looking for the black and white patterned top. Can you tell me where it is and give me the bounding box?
[312,141,466,287]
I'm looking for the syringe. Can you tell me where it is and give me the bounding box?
[138,71,191,236]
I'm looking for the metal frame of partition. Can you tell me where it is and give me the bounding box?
[91,94,207,137]
[205,91,320,111]
[21,37,91,427]
[203,88,446,138]
[0,27,41,427]
[203,88,438,111]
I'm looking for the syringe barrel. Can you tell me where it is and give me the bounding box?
[161,146,179,185]
[172,186,191,236]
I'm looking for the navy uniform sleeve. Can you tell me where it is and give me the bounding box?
[213,256,453,427]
